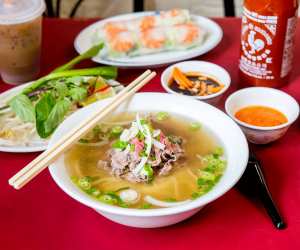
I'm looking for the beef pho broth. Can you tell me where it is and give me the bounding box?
[65,112,226,209]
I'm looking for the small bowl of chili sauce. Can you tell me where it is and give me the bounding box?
[161,61,231,105]
[225,87,299,144]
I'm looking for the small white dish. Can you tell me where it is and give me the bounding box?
[74,12,223,68]
[49,92,248,228]
[225,87,299,144]
[161,60,231,105]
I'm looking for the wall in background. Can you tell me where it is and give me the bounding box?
[58,0,243,18]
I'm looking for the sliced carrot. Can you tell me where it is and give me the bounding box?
[172,67,194,88]
[211,86,221,93]
[172,68,189,88]
[185,71,203,77]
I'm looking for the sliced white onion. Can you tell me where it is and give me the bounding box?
[143,124,152,156]
[133,157,148,175]
[120,122,139,142]
[144,195,191,208]
[152,129,161,138]
[153,139,165,150]
[120,129,130,141]
[136,113,145,135]
[119,189,140,204]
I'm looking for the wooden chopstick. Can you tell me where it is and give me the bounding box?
[9,70,156,189]
[8,69,152,186]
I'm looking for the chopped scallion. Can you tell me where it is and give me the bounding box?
[190,122,202,131]
[156,112,169,121]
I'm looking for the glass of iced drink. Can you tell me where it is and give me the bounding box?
[0,0,45,84]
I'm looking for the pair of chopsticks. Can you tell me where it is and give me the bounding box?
[9,70,156,190]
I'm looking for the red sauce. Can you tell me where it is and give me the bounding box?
[235,105,288,127]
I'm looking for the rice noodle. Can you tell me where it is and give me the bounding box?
[172,176,180,199]
[186,168,198,181]
[144,195,191,207]
[76,140,109,147]
[102,120,134,126]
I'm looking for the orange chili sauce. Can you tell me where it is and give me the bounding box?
[235,105,288,127]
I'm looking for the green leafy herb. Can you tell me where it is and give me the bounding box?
[85,187,101,197]
[78,176,92,190]
[65,76,84,86]
[141,164,154,182]
[35,93,56,138]
[192,148,226,200]
[69,86,87,102]
[112,140,128,150]
[190,122,202,131]
[43,98,71,136]
[51,80,69,99]
[137,131,145,140]
[98,194,118,205]
[110,126,123,137]
[22,67,117,95]
[213,147,224,157]
[78,138,89,143]
[156,111,169,121]
[98,192,128,207]
[139,203,152,209]
[9,94,35,123]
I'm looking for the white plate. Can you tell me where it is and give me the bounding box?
[0,82,48,153]
[74,12,223,68]
[0,81,124,153]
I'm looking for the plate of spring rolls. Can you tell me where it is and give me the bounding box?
[74,9,223,68]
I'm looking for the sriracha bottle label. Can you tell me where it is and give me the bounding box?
[239,1,298,88]
[239,7,278,80]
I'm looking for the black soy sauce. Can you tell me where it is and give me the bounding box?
[169,74,221,96]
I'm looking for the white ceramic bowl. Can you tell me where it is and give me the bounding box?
[225,87,299,144]
[49,93,248,228]
[161,61,231,105]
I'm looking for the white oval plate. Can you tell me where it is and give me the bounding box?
[74,12,223,68]
[0,81,124,153]
[0,82,48,153]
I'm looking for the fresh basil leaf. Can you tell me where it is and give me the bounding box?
[65,76,84,86]
[54,82,69,99]
[44,98,71,135]
[69,86,87,102]
[9,94,35,123]
[35,92,56,138]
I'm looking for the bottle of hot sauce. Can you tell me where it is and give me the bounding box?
[239,0,298,88]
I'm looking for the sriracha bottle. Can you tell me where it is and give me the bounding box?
[239,0,298,87]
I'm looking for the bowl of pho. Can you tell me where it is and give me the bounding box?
[49,93,248,228]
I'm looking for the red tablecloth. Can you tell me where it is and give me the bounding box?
[1,18,300,250]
